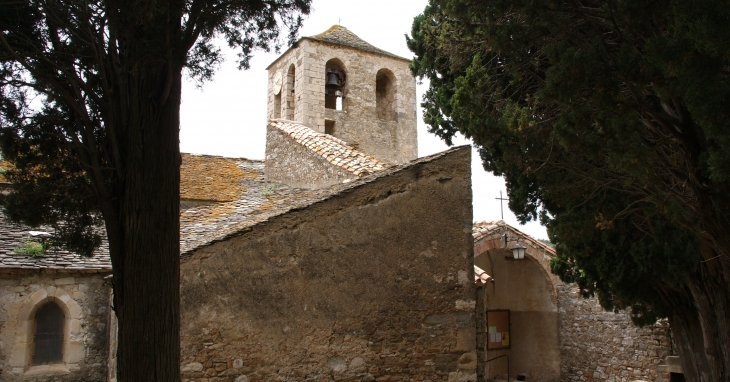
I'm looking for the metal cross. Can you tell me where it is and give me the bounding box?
[338,17,342,25]
[495,190,508,221]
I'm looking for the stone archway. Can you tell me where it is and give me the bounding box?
[474,222,560,382]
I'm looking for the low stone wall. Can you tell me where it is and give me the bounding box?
[0,270,111,381]
[558,284,672,382]
[180,147,476,382]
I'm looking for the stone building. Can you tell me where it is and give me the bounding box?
[472,222,674,382]
[265,25,418,168]
[0,26,680,382]
[0,213,112,381]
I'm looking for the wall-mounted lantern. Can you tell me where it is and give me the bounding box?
[510,243,526,260]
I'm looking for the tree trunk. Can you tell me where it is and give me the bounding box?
[104,5,184,380]
[668,294,713,382]
[667,253,730,382]
[113,74,182,381]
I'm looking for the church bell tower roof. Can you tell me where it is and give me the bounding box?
[266,25,410,69]
[306,25,410,61]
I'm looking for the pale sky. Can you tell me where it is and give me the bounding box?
[179,0,548,240]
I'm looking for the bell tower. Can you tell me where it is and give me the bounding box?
[265,25,417,165]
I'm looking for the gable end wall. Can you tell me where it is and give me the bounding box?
[180,147,475,381]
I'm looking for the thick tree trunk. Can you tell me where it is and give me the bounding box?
[685,263,730,381]
[667,250,730,382]
[113,72,182,381]
[104,5,184,381]
[667,293,713,382]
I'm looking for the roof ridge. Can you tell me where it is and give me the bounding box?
[472,220,555,256]
[268,119,386,177]
[305,25,409,61]
[181,152,262,162]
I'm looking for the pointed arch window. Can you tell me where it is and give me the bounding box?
[32,301,64,365]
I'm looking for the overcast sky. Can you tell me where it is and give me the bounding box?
[179,0,548,240]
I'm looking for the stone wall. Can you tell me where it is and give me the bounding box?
[264,125,355,189]
[558,284,672,382]
[0,270,111,381]
[179,147,476,382]
[472,224,673,382]
[266,37,418,165]
[474,248,560,382]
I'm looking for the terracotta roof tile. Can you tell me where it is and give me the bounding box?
[474,265,493,286]
[269,119,387,177]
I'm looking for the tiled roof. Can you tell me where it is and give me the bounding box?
[180,154,257,202]
[266,25,410,69]
[474,265,493,286]
[305,25,409,61]
[473,220,556,255]
[269,119,387,177]
[0,213,111,271]
[180,159,316,253]
[180,146,470,256]
[2,146,469,268]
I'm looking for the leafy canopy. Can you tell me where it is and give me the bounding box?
[408,0,730,324]
[0,0,311,256]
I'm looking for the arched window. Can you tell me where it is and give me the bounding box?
[273,91,282,119]
[32,301,64,365]
[286,64,296,120]
[325,58,346,111]
[376,69,397,121]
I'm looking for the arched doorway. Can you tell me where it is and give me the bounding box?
[474,230,560,382]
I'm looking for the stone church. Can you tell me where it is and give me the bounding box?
[0,26,680,382]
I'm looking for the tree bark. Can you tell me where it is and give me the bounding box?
[667,291,713,382]
[104,4,184,381]
[667,252,730,382]
[113,76,182,381]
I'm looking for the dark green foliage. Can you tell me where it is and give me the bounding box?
[409,5,730,378]
[0,0,311,256]
[0,104,103,256]
[0,1,311,380]
[409,0,729,323]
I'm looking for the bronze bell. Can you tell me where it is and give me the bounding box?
[325,72,340,89]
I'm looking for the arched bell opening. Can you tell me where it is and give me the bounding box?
[375,68,397,122]
[286,64,296,120]
[325,58,346,111]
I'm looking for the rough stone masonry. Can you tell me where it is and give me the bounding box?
[179,147,477,382]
